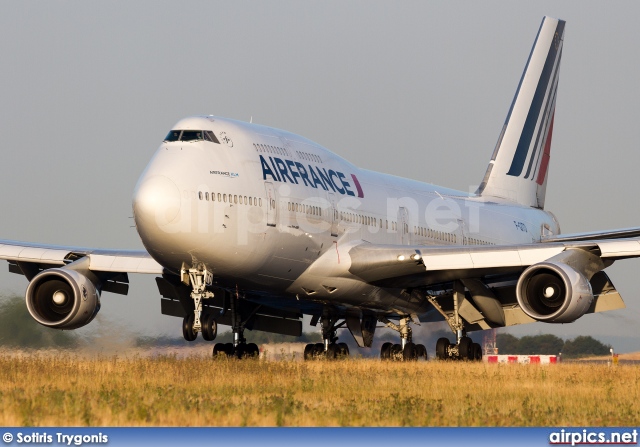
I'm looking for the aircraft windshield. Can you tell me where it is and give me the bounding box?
[164,130,220,143]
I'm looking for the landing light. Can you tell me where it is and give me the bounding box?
[411,254,422,261]
[397,255,405,261]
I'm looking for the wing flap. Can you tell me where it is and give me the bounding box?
[596,239,640,258]
[0,239,163,276]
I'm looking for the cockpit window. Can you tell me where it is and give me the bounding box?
[180,130,203,141]
[164,130,182,142]
[204,130,220,144]
[164,129,220,143]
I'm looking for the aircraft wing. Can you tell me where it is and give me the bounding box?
[0,239,163,295]
[346,237,640,288]
[542,227,640,243]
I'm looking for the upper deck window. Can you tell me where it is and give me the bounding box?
[164,129,220,143]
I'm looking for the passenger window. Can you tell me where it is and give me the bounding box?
[205,192,209,201]
[198,191,203,200]
[223,194,227,202]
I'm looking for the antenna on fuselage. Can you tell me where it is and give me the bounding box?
[250,116,253,123]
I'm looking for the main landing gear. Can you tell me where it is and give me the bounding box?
[428,281,483,361]
[379,316,428,361]
[211,285,260,359]
[180,265,259,359]
[303,311,350,360]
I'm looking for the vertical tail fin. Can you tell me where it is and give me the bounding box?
[477,16,565,209]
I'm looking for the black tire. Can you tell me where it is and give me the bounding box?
[326,344,338,360]
[390,343,402,361]
[304,343,314,360]
[473,343,483,361]
[416,344,428,360]
[212,343,226,357]
[182,314,197,342]
[338,342,350,358]
[458,336,472,360]
[436,338,450,360]
[380,342,392,360]
[202,314,218,341]
[313,343,324,358]
[402,342,417,361]
[246,343,259,358]
[224,343,234,356]
[234,344,246,359]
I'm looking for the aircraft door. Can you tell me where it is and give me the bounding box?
[328,192,338,237]
[265,182,277,227]
[455,219,466,245]
[397,207,409,245]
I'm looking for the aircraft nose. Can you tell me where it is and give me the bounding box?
[132,175,181,232]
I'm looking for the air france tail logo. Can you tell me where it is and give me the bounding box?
[259,155,364,198]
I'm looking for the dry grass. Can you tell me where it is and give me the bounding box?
[0,353,638,427]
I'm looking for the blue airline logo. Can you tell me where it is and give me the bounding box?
[259,155,364,198]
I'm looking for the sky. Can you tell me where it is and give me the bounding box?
[0,1,639,351]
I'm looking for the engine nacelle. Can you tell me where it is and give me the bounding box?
[25,268,101,329]
[516,259,594,323]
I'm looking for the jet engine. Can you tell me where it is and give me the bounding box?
[25,268,101,329]
[516,249,604,323]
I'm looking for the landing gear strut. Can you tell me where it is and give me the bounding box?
[379,316,428,361]
[212,289,259,359]
[180,265,258,359]
[428,281,483,361]
[304,310,349,360]
[181,264,215,341]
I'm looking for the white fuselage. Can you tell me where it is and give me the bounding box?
[132,116,559,316]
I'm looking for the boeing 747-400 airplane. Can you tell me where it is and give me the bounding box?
[1,16,636,360]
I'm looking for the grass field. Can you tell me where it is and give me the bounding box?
[1,353,638,427]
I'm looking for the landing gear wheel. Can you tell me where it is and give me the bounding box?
[380,342,392,360]
[436,338,450,360]
[202,314,218,341]
[390,344,402,360]
[212,343,226,357]
[458,336,472,360]
[338,343,349,358]
[326,344,338,360]
[224,343,234,356]
[402,342,417,361]
[472,343,482,361]
[313,343,324,358]
[416,344,428,360]
[246,343,259,358]
[304,344,314,360]
[234,344,246,359]
[182,314,197,342]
